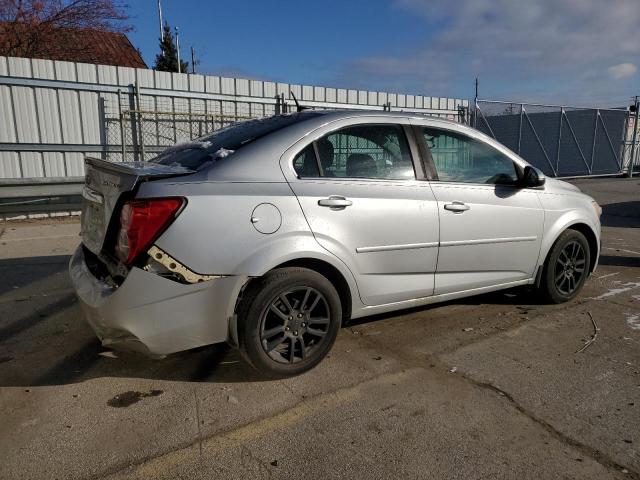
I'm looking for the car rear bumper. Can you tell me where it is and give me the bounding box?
[69,246,247,356]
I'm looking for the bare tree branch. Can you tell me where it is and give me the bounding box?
[0,0,131,58]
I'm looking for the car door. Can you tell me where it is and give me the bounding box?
[414,122,545,295]
[284,118,440,306]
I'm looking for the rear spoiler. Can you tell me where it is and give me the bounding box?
[84,156,196,178]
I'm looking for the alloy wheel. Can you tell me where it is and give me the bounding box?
[259,287,331,364]
[554,240,586,296]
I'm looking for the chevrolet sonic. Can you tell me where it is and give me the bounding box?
[69,110,601,376]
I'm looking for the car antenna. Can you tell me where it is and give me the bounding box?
[290,90,309,112]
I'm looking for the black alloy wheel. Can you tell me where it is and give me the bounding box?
[237,267,342,376]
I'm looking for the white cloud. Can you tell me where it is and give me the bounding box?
[608,63,637,79]
[339,0,640,105]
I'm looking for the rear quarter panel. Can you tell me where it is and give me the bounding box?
[136,179,360,294]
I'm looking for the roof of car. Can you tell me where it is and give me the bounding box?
[289,109,462,127]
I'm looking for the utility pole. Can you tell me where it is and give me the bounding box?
[191,46,196,74]
[175,26,181,73]
[157,0,164,42]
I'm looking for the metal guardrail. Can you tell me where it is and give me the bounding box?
[0,177,83,216]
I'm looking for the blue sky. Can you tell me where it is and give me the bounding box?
[126,0,639,106]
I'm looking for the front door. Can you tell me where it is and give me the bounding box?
[286,121,440,306]
[417,125,545,295]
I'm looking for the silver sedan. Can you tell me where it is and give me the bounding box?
[69,110,601,376]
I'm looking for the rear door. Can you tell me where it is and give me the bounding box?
[414,123,544,295]
[283,118,440,306]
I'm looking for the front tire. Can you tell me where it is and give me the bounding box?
[237,267,342,377]
[539,229,591,303]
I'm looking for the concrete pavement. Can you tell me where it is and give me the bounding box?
[0,178,638,479]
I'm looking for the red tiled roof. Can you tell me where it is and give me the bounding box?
[0,24,146,68]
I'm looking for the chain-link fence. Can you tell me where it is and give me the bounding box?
[473,100,632,177]
[100,91,640,177]
[104,86,469,163]
[104,91,279,162]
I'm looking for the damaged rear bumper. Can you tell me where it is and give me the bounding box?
[69,246,247,356]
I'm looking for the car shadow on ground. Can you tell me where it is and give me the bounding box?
[0,253,542,388]
[598,254,640,268]
[0,254,298,387]
[346,286,545,330]
[601,201,640,228]
[0,249,634,388]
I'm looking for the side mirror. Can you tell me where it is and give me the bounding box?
[521,165,545,188]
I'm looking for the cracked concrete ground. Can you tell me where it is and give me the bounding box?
[0,178,638,479]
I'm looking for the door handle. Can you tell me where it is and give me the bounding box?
[444,201,470,213]
[318,196,353,209]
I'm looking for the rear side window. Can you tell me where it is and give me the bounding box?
[292,124,415,180]
[293,145,320,177]
[319,124,414,180]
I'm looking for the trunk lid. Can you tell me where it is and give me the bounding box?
[80,157,194,255]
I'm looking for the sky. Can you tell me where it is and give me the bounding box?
[126,0,640,107]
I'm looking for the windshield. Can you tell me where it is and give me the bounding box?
[150,111,324,170]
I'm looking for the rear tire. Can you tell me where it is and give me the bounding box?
[539,229,591,303]
[237,267,342,377]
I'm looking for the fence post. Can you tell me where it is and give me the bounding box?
[556,108,564,174]
[117,89,126,162]
[473,78,478,128]
[457,105,467,124]
[135,81,145,162]
[473,98,478,128]
[590,110,598,174]
[517,104,523,154]
[629,97,639,178]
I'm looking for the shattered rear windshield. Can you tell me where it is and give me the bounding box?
[150,111,324,170]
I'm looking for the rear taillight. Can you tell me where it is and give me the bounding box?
[116,197,184,265]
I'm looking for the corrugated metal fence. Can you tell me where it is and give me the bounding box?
[473,99,635,177]
[0,55,466,179]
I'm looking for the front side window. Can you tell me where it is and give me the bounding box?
[423,128,518,185]
[312,124,415,180]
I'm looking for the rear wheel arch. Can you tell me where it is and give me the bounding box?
[235,265,343,376]
[229,250,358,348]
[265,258,352,323]
[235,258,352,323]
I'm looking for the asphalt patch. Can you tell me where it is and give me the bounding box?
[107,389,164,408]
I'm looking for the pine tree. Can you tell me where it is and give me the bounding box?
[154,23,188,73]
